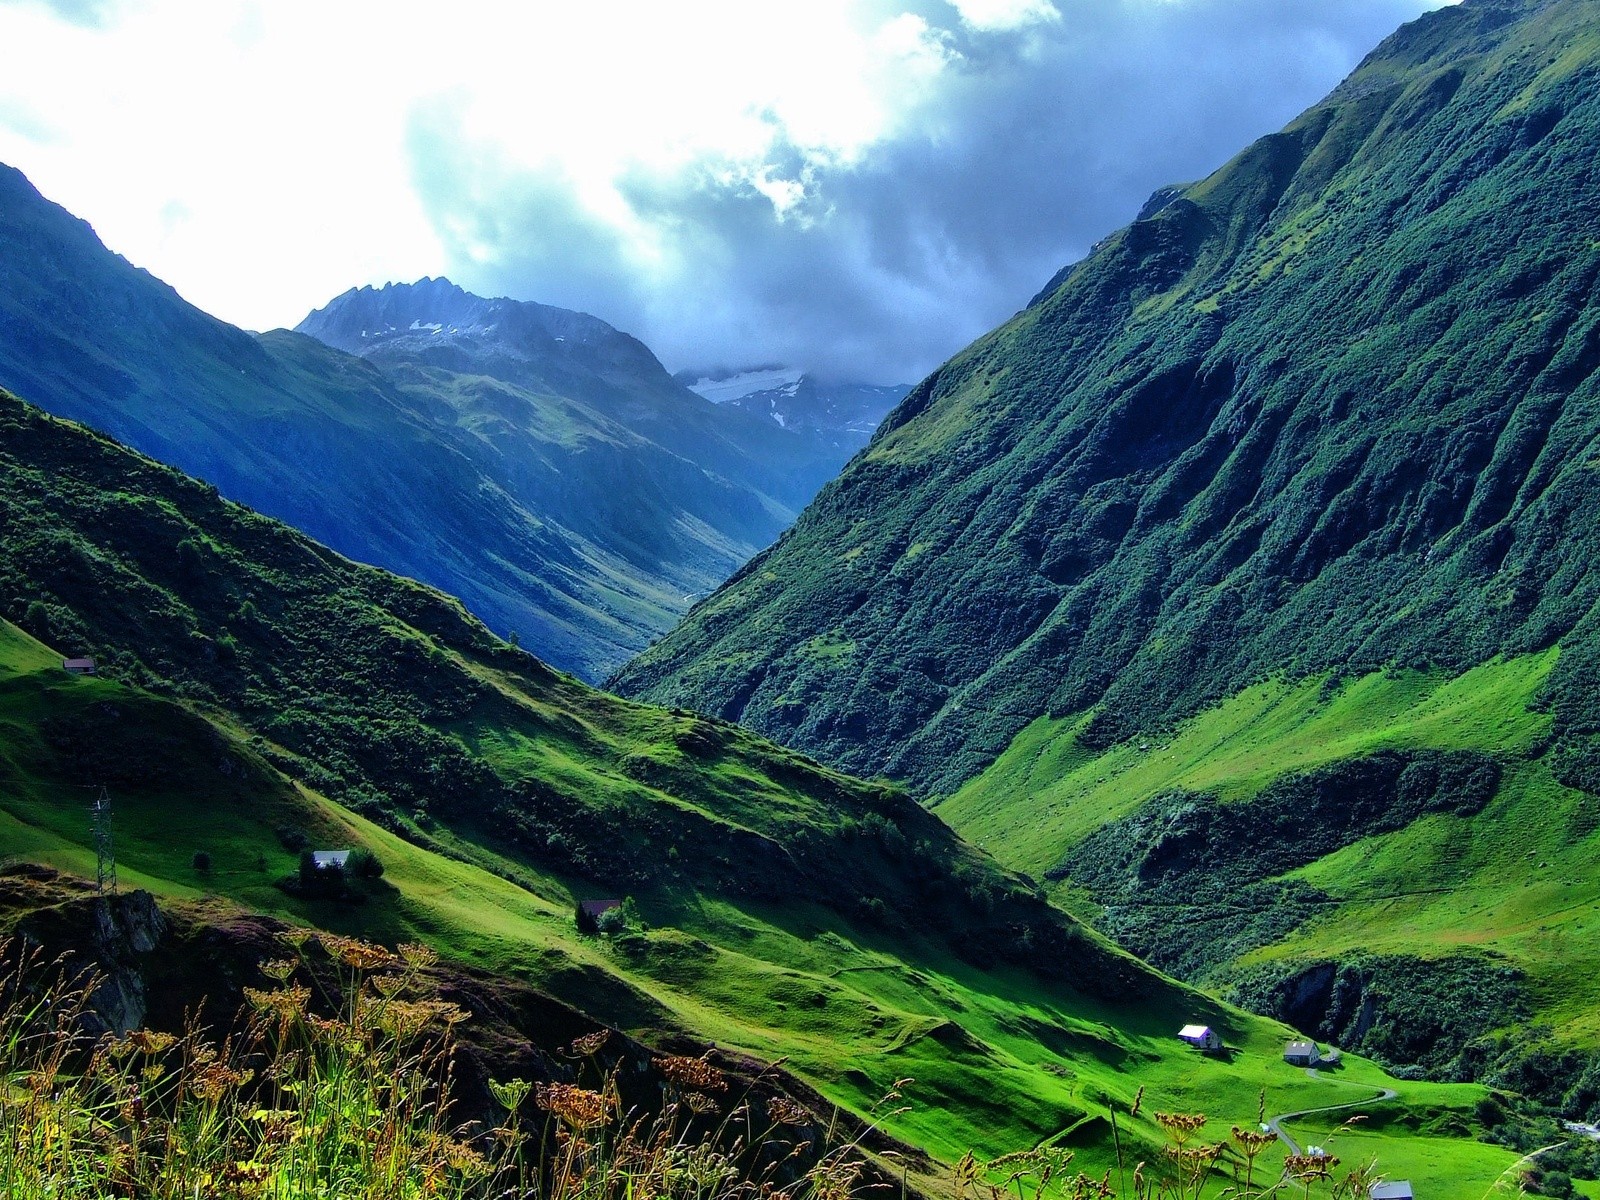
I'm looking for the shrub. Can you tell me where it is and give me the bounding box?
[190,850,211,874]
[347,847,384,880]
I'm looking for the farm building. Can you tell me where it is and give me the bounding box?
[1177,1024,1222,1051]
[310,850,351,870]
[1369,1183,1414,1200]
[62,657,97,675]
[579,899,622,919]
[1284,1040,1322,1067]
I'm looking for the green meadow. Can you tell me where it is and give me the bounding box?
[0,619,1520,1193]
[940,650,1600,1076]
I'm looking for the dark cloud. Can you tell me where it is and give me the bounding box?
[409,0,1446,382]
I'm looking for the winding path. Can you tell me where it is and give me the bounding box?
[1267,1069,1398,1155]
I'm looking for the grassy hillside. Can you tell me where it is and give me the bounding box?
[0,618,1523,1192]
[0,393,1522,1191]
[935,651,1600,1116]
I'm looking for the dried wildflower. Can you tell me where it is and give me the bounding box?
[654,1054,728,1093]
[536,1081,612,1129]
[371,973,406,998]
[1130,1085,1144,1118]
[397,941,439,969]
[954,1150,980,1191]
[567,1029,611,1057]
[1165,1143,1225,1169]
[321,934,395,970]
[1286,1151,1340,1180]
[1154,1110,1207,1147]
[684,1092,722,1115]
[260,958,298,983]
[245,984,310,1018]
[766,1096,812,1127]
[489,1077,533,1112]
[1231,1124,1277,1153]
[126,1029,177,1055]
[191,1062,253,1103]
[248,1108,301,1145]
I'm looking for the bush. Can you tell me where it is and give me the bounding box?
[347,848,384,880]
[190,851,211,874]
[276,825,309,853]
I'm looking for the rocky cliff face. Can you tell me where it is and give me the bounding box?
[4,867,164,1034]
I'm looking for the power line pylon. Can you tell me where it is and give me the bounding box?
[90,786,116,894]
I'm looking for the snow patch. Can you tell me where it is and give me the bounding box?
[688,367,803,404]
[408,319,444,333]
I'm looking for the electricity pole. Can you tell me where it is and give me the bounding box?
[90,786,116,894]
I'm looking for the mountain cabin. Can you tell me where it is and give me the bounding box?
[1284,1040,1322,1067]
[311,850,351,870]
[1177,1024,1222,1052]
[62,657,97,675]
[1369,1183,1414,1200]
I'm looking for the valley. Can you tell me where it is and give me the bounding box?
[0,390,1525,1192]
[4,0,1600,1192]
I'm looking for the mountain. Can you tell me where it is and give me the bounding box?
[297,280,847,515]
[0,387,1517,1189]
[0,172,839,681]
[612,0,1600,1089]
[676,365,909,459]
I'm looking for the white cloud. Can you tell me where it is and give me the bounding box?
[946,0,1058,32]
[0,0,1460,372]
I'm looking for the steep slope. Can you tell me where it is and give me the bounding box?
[610,0,1600,1090]
[613,0,1600,797]
[0,392,1520,1189]
[0,172,831,680]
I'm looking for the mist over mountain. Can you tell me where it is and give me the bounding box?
[614,0,1600,794]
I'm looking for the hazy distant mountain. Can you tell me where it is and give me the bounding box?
[0,168,845,678]
[677,366,908,460]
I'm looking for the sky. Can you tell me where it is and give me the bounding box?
[0,0,1457,383]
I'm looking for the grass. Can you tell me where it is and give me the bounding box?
[0,623,1524,1195]
[938,650,1600,1086]
[0,929,1522,1200]
[937,653,1554,880]
[0,930,891,1200]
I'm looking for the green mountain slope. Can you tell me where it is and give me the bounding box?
[0,390,1519,1190]
[613,0,1600,794]
[0,169,845,680]
[610,0,1600,1094]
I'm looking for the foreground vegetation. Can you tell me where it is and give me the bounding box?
[0,931,1524,1200]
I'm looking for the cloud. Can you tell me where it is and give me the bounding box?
[414,0,1452,381]
[0,0,1453,379]
[0,0,120,28]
